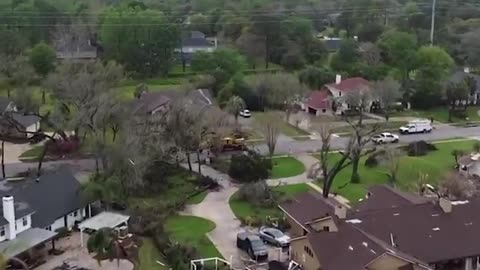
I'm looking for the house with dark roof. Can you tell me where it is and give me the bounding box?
[0,167,92,258]
[449,68,480,105]
[175,31,217,65]
[0,98,40,139]
[280,185,480,270]
[302,75,371,116]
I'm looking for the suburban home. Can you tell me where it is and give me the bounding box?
[303,76,371,116]
[0,167,92,260]
[280,185,480,270]
[449,68,480,105]
[131,88,214,116]
[0,97,40,138]
[458,153,480,178]
[176,31,217,65]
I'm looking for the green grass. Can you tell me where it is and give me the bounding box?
[229,183,312,221]
[19,145,44,160]
[313,140,476,202]
[165,216,222,259]
[269,157,305,179]
[392,106,480,123]
[253,111,310,137]
[138,237,168,270]
[186,190,208,204]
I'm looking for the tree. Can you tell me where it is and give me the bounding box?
[263,117,279,158]
[191,49,246,78]
[250,8,285,68]
[236,30,266,69]
[373,77,402,120]
[439,172,477,200]
[330,39,359,74]
[225,95,245,125]
[359,42,382,66]
[29,42,56,104]
[299,66,335,89]
[281,48,306,71]
[101,6,180,76]
[445,81,469,122]
[451,149,465,165]
[87,228,124,265]
[229,151,271,182]
[381,147,403,184]
[188,13,211,35]
[358,23,384,43]
[461,29,480,67]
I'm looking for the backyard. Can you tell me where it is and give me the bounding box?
[229,183,312,221]
[164,215,222,259]
[314,139,477,202]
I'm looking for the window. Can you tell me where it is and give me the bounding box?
[45,226,52,231]
[0,226,4,237]
[22,217,28,226]
[322,109,326,113]
[323,226,330,232]
[73,211,78,217]
[303,246,314,257]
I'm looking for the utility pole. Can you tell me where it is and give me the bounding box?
[430,0,437,45]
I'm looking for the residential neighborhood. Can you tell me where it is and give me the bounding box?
[2,0,480,270]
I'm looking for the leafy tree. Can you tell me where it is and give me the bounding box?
[188,13,211,35]
[281,49,306,71]
[451,149,465,165]
[358,23,384,43]
[29,42,56,104]
[229,151,271,182]
[250,9,285,68]
[446,81,469,122]
[217,14,249,41]
[235,30,266,69]
[460,29,480,67]
[330,39,359,74]
[0,26,27,56]
[298,66,334,89]
[303,38,328,65]
[225,95,245,124]
[191,49,246,78]
[87,228,124,265]
[101,6,180,76]
[283,16,313,44]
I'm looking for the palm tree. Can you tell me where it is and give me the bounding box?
[87,228,124,266]
[225,95,246,125]
[451,149,465,165]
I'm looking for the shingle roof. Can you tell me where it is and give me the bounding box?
[0,167,86,228]
[10,113,40,128]
[279,191,340,226]
[306,91,330,109]
[353,185,430,213]
[326,77,369,93]
[349,199,480,263]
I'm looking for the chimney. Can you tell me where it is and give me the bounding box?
[2,196,16,240]
[335,74,342,84]
[334,204,347,219]
[439,197,452,213]
[464,67,471,74]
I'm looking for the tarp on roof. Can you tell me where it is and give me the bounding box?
[0,228,56,257]
[79,212,130,231]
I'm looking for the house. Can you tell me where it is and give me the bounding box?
[449,68,480,105]
[0,167,92,258]
[0,98,40,138]
[302,76,371,116]
[280,185,480,270]
[176,31,217,65]
[458,153,480,178]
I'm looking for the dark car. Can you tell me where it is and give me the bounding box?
[236,231,268,260]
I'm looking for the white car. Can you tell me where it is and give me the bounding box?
[239,109,251,118]
[372,132,399,144]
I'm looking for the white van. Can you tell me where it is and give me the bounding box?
[399,119,433,134]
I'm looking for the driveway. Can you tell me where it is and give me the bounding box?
[3,142,33,164]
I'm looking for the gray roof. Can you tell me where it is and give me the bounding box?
[181,37,214,48]
[449,70,480,91]
[0,97,12,113]
[0,167,86,228]
[10,113,40,128]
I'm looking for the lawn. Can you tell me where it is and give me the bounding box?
[253,111,310,137]
[229,183,312,221]
[186,190,208,204]
[138,237,168,270]
[313,140,477,202]
[269,157,305,179]
[165,216,222,259]
[392,106,480,123]
[19,145,44,161]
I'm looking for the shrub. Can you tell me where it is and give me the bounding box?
[228,151,271,182]
[403,141,437,156]
[45,136,80,156]
[237,181,277,207]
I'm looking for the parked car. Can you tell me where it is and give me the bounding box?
[399,119,433,134]
[259,226,291,247]
[239,109,251,118]
[237,231,268,260]
[371,132,399,144]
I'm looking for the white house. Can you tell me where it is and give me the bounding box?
[0,97,40,138]
[0,167,92,258]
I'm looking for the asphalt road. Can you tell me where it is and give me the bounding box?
[4,125,480,177]
[252,125,480,155]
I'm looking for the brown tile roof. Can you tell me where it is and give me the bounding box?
[306,90,330,109]
[325,77,369,93]
[349,199,480,263]
[353,185,430,213]
[279,191,340,226]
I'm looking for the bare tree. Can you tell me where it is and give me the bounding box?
[263,117,279,158]
[236,30,266,69]
[359,42,382,66]
[439,172,477,200]
[373,77,402,121]
[310,123,355,198]
[381,147,404,184]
